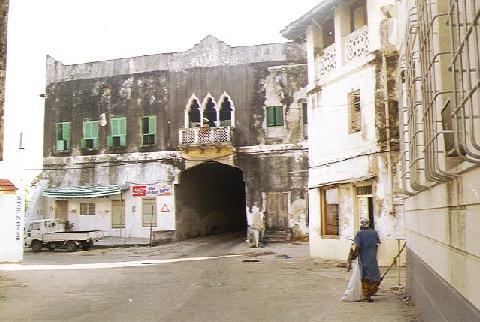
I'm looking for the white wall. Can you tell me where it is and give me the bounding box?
[45,190,176,239]
[306,56,403,265]
[309,65,378,170]
[0,193,24,262]
[405,165,480,309]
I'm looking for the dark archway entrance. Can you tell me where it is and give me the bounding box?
[175,162,247,240]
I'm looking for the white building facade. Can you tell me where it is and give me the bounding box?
[396,0,480,319]
[282,0,404,265]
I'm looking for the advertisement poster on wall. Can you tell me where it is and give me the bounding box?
[131,184,172,197]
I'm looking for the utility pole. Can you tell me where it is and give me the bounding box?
[149,204,154,247]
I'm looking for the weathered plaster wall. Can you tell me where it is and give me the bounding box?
[0,0,8,160]
[46,36,305,85]
[44,63,307,156]
[236,147,308,236]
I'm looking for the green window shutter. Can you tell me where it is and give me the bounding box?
[92,121,99,139]
[267,107,275,127]
[56,124,62,140]
[139,117,143,144]
[110,118,127,147]
[107,136,113,147]
[56,123,65,151]
[111,118,125,137]
[83,121,91,139]
[120,118,127,146]
[140,116,155,146]
[120,118,126,136]
[111,118,118,136]
[63,122,70,149]
[82,121,98,148]
[56,140,64,151]
[148,116,156,135]
[275,107,284,126]
[62,122,70,139]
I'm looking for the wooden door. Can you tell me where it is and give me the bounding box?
[55,200,68,222]
[266,192,289,230]
[112,200,125,228]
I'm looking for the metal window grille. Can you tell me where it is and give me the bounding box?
[80,203,95,216]
[400,0,480,193]
[348,90,361,133]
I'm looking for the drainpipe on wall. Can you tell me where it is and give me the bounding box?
[382,52,394,214]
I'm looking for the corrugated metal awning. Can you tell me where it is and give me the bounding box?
[43,185,121,198]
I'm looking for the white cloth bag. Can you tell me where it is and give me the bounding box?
[341,259,364,302]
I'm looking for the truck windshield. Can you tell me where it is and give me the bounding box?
[29,222,41,231]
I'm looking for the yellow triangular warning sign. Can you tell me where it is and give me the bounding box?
[160,204,170,212]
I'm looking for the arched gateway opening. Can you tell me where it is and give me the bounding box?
[175,161,247,240]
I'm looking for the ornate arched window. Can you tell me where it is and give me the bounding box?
[202,94,217,127]
[218,92,235,127]
[185,94,201,128]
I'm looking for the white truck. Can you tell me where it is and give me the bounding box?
[25,219,104,252]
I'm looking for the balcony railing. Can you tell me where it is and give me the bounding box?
[317,43,337,76]
[179,126,232,146]
[344,25,369,61]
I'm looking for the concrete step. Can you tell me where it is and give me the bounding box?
[264,231,290,243]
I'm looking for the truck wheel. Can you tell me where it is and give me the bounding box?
[65,240,77,252]
[47,243,56,251]
[31,240,43,252]
[81,241,92,251]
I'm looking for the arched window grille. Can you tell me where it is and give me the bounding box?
[203,94,217,127]
[184,92,235,128]
[218,92,235,127]
[185,94,201,128]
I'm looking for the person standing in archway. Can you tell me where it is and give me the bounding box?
[354,217,381,302]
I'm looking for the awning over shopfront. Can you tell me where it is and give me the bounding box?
[43,185,121,198]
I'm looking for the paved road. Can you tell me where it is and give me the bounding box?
[0,233,420,322]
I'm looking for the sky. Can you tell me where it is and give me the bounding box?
[2,0,318,184]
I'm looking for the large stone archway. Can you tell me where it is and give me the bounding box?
[175,161,247,240]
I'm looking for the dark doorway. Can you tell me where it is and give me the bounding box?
[175,162,247,240]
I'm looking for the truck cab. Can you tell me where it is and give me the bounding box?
[26,219,65,244]
[25,219,103,252]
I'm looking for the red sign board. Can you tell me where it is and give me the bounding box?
[131,185,147,197]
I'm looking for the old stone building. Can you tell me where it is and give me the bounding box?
[34,36,309,242]
[282,0,404,265]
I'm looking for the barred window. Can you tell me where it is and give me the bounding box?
[399,0,480,193]
[80,203,95,216]
[348,90,361,133]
